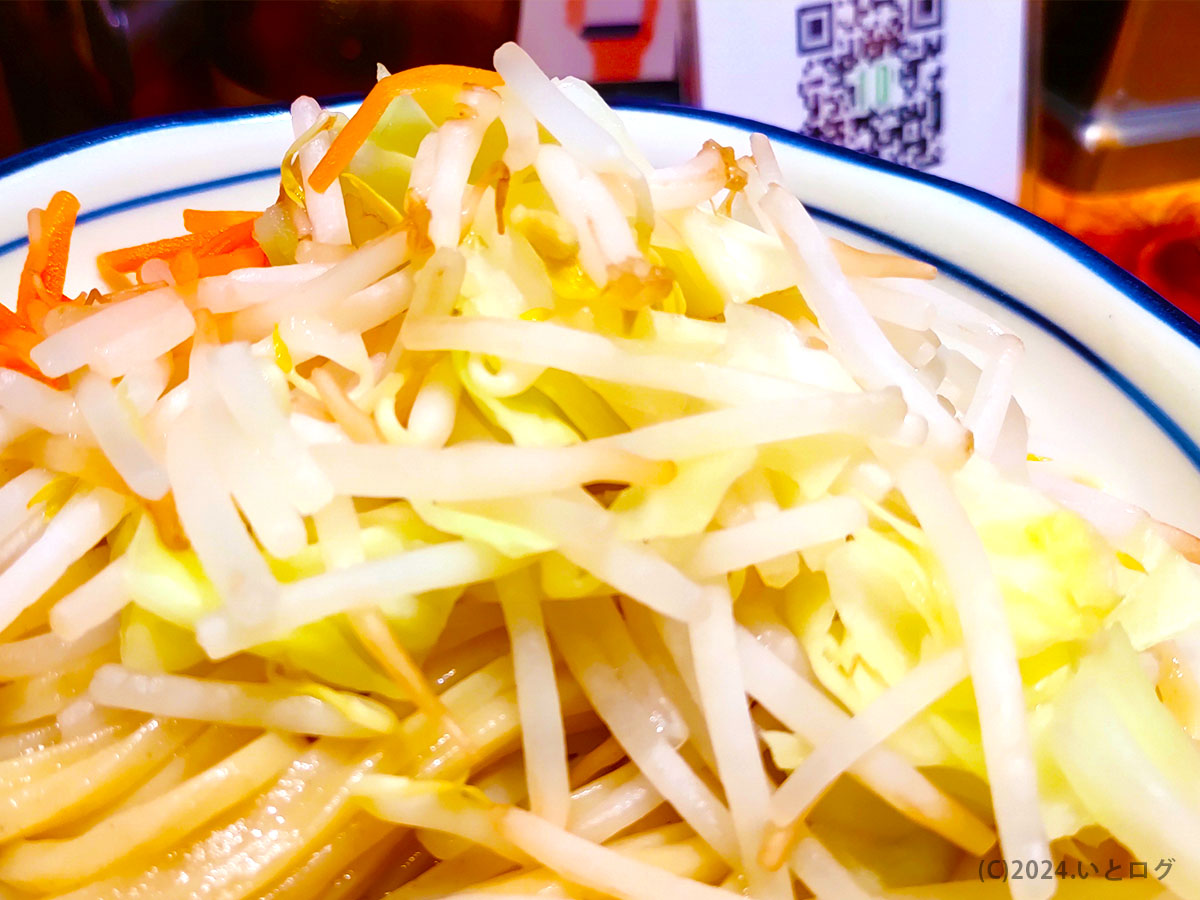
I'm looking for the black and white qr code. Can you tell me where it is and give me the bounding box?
[794,0,945,169]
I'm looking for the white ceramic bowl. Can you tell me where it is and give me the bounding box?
[2,101,1198,530]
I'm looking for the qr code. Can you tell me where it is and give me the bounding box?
[795,0,945,169]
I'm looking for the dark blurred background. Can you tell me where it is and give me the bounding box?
[0,0,684,158]
[0,1,522,157]
[0,1,1193,181]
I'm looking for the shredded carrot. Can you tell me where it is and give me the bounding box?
[196,246,268,278]
[98,219,260,275]
[4,192,265,386]
[98,232,222,274]
[0,332,38,360]
[182,209,260,233]
[0,305,29,333]
[0,349,36,380]
[17,191,79,320]
[0,307,51,382]
[308,64,503,194]
[195,219,259,257]
[0,308,40,377]
[38,192,80,300]
[7,192,82,384]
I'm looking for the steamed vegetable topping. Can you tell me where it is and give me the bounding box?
[0,40,1196,900]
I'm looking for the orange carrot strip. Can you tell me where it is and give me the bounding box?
[38,192,80,298]
[0,325,40,358]
[195,219,259,257]
[0,347,42,381]
[0,314,48,382]
[182,209,260,233]
[99,217,262,288]
[17,192,80,321]
[308,64,503,194]
[97,230,224,274]
[6,191,81,386]
[0,305,29,333]
[196,246,268,278]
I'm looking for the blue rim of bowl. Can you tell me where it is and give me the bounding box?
[3,95,1196,347]
[615,98,1200,349]
[0,93,360,182]
[1,96,1198,467]
[0,95,362,258]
